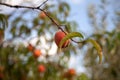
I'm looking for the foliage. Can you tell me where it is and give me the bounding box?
[85,30,120,80]
[0,1,92,80]
[85,0,120,80]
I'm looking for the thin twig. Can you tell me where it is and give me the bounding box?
[37,0,48,8]
[0,2,84,43]
[0,2,61,27]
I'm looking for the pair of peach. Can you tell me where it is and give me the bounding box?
[27,44,41,58]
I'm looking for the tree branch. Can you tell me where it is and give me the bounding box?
[0,2,84,43]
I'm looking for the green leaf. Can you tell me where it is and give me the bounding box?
[59,2,70,13]
[59,32,84,48]
[66,22,78,32]
[0,14,8,29]
[87,39,103,64]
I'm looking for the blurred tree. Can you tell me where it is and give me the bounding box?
[85,0,120,80]
[0,0,91,80]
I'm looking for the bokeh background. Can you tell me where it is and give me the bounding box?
[0,0,120,80]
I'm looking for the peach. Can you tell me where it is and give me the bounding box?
[68,68,76,76]
[38,64,46,73]
[39,12,46,19]
[27,44,34,51]
[63,68,76,79]
[33,49,41,58]
[54,30,70,48]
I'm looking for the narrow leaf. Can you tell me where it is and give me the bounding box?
[0,14,8,29]
[87,39,103,64]
[59,32,84,48]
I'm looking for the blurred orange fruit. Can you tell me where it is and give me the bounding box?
[39,12,46,19]
[33,49,41,58]
[68,68,76,76]
[27,44,34,51]
[38,64,46,73]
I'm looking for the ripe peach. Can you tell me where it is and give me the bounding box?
[63,68,76,79]
[27,44,34,51]
[33,49,41,58]
[54,30,70,48]
[38,64,46,73]
[68,68,76,76]
[39,12,46,19]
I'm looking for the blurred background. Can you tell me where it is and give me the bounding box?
[0,0,120,80]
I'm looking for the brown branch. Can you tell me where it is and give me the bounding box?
[0,2,63,29]
[0,2,84,43]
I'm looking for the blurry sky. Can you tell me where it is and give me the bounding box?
[68,0,92,35]
[69,0,115,35]
[2,0,94,35]
[2,0,115,35]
